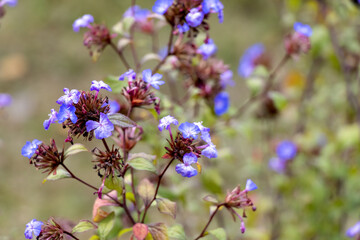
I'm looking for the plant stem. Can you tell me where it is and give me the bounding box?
[194,204,224,240]
[152,26,175,73]
[109,41,131,69]
[141,158,175,223]
[102,139,111,152]
[121,171,136,225]
[64,231,80,240]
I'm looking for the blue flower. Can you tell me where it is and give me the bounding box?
[178,122,200,139]
[24,219,43,239]
[214,92,230,116]
[119,69,136,81]
[43,109,58,130]
[185,8,204,27]
[56,88,81,106]
[142,69,165,89]
[0,93,12,108]
[177,22,190,34]
[245,179,258,191]
[0,0,16,7]
[123,5,150,22]
[194,122,211,144]
[57,104,78,124]
[294,22,312,37]
[346,222,360,238]
[238,43,265,78]
[175,152,198,178]
[22,140,42,159]
[276,140,297,161]
[202,143,218,158]
[73,14,94,32]
[108,100,121,114]
[202,0,224,23]
[198,39,217,60]
[268,157,286,174]
[90,80,112,92]
[86,112,114,139]
[220,70,235,88]
[152,0,173,15]
[158,115,178,131]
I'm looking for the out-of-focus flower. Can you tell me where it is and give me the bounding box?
[294,22,312,37]
[178,122,201,139]
[177,22,190,34]
[198,39,217,60]
[57,104,78,124]
[185,8,204,27]
[268,157,286,173]
[73,14,94,32]
[90,80,112,92]
[238,43,265,78]
[214,92,229,116]
[202,143,218,158]
[0,0,17,7]
[158,115,178,131]
[276,140,297,161]
[22,140,42,159]
[119,69,136,81]
[346,222,360,238]
[24,219,43,239]
[175,152,198,177]
[152,0,173,15]
[220,70,235,87]
[194,122,211,144]
[0,93,12,108]
[284,22,311,57]
[108,100,120,114]
[123,5,153,33]
[202,0,224,23]
[56,88,80,106]
[245,179,258,191]
[142,69,165,89]
[43,109,58,130]
[86,112,114,139]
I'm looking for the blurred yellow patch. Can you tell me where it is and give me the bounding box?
[0,53,28,81]
[283,70,305,90]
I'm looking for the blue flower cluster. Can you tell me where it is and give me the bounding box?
[269,140,297,173]
[238,43,265,78]
[73,14,94,32]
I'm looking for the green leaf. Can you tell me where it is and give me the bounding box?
[128,153,156,162]
[98,212,115,240]
[89,235,100,240]
[72,220,95,233]
[268,91,288,111]
[118,227,132,238]
[202,195,219,205]
[108,113,137,128]
[103,75,127,93]
[137,179,155,206]
[104,175,123,194]
[156,198,177,219]
[128,158,157,173]
[64,143,88,158]
[126,192,136,203]
[42,169,71,183]
[167,224,186,240]
[148,223,168,240]
[209,228,226,240]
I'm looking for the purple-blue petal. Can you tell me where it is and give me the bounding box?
[178,122,201,139]
[21,140,42,159]
[183,152,198,165]
[294,22,312,37]
[276,140,297,161]
[185,8,204,27]
[152,0,174,14]
[86,120,100,132]
[346,222,360,237]
[238,43,265,78]
[214,92,230,116]
[245,179,258,191]
[0,93,12,107]
[202,144,218,158]
[175,164,198,178]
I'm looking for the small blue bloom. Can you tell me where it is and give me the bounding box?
[220,70,235,88]
[152,0,173,15]
[177,22,190,34]
[202,0,224,23]
[276,140,297,161]
[175,152,198,178]
[24,219,43,239]
[43,109,58,130]
[245,179,258,191]
[21,139,42,159]
[123,5,151,22]
[178,122,201,139]
[142,69,165,89]
[214,92,229,116]
[158,115,178,131]
[0,0,16,7]
[56,88,81,106]
[238,43,265,78]
[346,222,360,238]
[108,100,121,114]
[73,14,94,32]
[185,8,204,28]
[198,39,217,60]
[294,22,312,37]
[0,93,12,108]
[268,157,286,174]
[202,143,218,158]
[90,80,112,92]
[119,69,136,81]
[194,122,212,144]
[57,104,78,124]
[86,112,114,139]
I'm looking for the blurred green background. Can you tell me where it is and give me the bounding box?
[1,0,360,239]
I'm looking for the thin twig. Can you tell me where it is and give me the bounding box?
[152,26,175,73]
[109,41,131,69]
[64,231,80,240]
[194,204,225,240]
